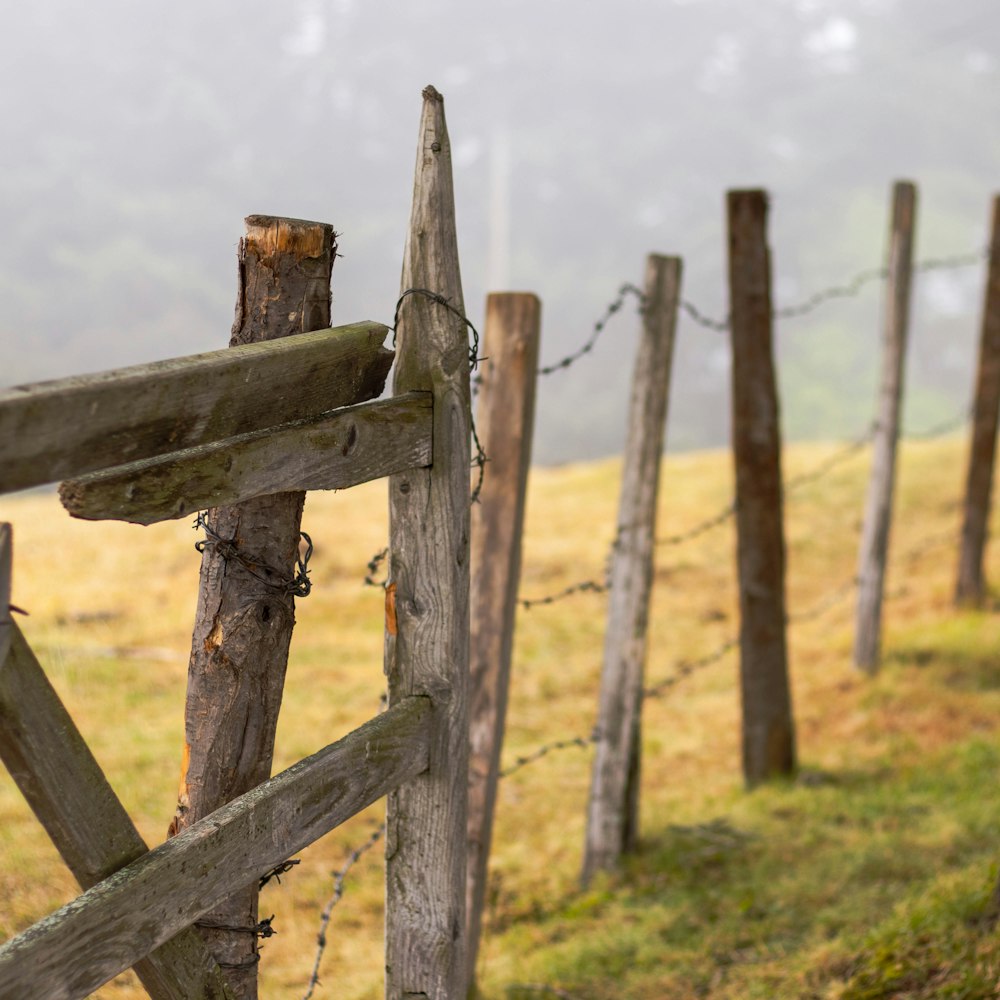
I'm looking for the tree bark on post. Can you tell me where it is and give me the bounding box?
[854,182,917,672]
[384,86,471,1000]
[465,293,541,993]
[582,254,682,884]
[169,216,337,999]
[727,190,796,788]
[956,194,1000,607]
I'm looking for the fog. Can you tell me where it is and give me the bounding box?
[2,0,998,462]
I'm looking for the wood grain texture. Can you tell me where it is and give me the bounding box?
[169,215,336,996]
[0,524,9,666]
[583,255,682,881]
[727,190,796,787]
[59,392,430,524]
[956,195,1000,607]
[0,696,431,1000]
[0,622,236,1000]
[465,293,540,989]
[0,320,391,493]
[384,85,471,1000]
[854,182,917,672]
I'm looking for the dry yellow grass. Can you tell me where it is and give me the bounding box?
[1,432,997,999]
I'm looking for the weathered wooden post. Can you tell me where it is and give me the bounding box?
[854,181,917,671]
[582,254,682,884]
[956,195,1000,607]
[169,216,340,998]
[384,85,471,1000]
[465,293,541,992]
[727,190,796,787]
[0,523,9,667]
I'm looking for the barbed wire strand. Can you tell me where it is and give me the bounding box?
[505,984,585,1000]
[537,283,644,376]
[302,822,385,1000]
[679,247,987,333]
[390,287,488,503]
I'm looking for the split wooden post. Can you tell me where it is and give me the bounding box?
[169,216,339,998]
[384,86,471,1000]
[727,190,796,787]
[956,195,1000,607]
[465,293,541,990]
[582,254,682,884]
[854,181,917,671]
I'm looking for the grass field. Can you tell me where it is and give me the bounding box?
[2,433,1000,999]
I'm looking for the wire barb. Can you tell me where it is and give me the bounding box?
[193,512,313,598]
[302,823,385,1000]
[537,283,645,375]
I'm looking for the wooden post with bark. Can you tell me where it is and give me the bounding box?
[956,194,1000,607]
[854,181,917,672]
[727,190,796,787]
[465,293,541,992]
[582,254,682,884]
[169,216,341,999]
[384,85,471,1000]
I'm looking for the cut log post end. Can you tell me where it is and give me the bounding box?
[243,216,336,261]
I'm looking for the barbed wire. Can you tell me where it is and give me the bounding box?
[193,512,313,598]
[499,732,598,779]
[643,637,739,700]
[390,287,488,503]
[678,246,988,333]
[505,984,584,1000]
[537,283,644,376]
[903,404,973,441]
[302,822,385,1000]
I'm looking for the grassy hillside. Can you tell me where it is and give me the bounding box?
[2,435,1000,999]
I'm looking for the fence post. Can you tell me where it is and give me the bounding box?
[727,190,796,787]
[384,85,470,1000]
[169,216,338,998]
[956,195,1000,607]
[582,254,682,884]
[854,181,917,671]
[465,293,540,992]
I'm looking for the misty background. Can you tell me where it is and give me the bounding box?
[2,0,998,464]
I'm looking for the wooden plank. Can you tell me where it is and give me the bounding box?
[956,194,1000,607]
[0,622,236,1000]
[0,524,10,667]
[0,319,392,493]
[854,181,917,672]
[384,85,471,1000]
[167,215,336,997]
[583,254,682,882]
[465,293,540,989]
[727,190,796,787]
[0,695,431,1000]
[59,393,433,525]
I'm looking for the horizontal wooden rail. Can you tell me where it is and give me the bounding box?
[59,392,433,524]
[0,320,392,493]
[0,619,235,1000]
[0,694,431,1000]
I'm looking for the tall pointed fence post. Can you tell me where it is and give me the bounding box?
[582,254,682,885]
[854,181,917,672]
[727,190,796,787]
[956,194,1000,607]
[169,216,339,998]
[384,86,471,1000]
[465,293,541,993]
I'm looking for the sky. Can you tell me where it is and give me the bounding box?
[2,0,998,462]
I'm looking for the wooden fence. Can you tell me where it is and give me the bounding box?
[2,75,999,1000]
[0,85,469,1000]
